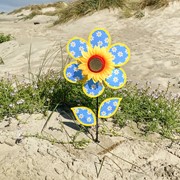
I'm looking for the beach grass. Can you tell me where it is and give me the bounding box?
[54,0,170,24]
[9,2,67,15]
[0,33,12,44]
[7,0,171,23]
[54,0,126,25]
[0,64,179,138]
[140,0,169,9]
[23,10,42,20]
[8,1,67,20]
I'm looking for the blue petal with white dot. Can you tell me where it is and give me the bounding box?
[71,107,96,126]
[99,98,122,118]
[64,62,84,83]
[89,29,110,48]
[109,44,130,66]
[83,79,105,98]
[67,38,88,58]
[104,68,126,89]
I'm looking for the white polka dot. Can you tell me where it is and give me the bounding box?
[118,52,123,57]
[74,67,78,72]
[107,106,112,111]
[113,101,118,106]
[67,72,72,78]
[105,38,108,43]
[112,47,117,52]
[91,84,96,90]
[87,111,91,115]
[101,111,106,116]
[71,42,76,47]
[71,51,75,56]
[114,69,119,75]
[91,36,94,41]
[113,77,119,83]
[98,41,103,46]
[79,114,84,119]
[87,117,92,122]
[79,46,84,51]
[96,31,102,37]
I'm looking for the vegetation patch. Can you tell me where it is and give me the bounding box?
[9,2,67,15]
[9,1,67,20]
[140,0,169,9]
[7,0,171,23]
[54,0,126,25]
[0,33,12,43]
[54,0,171,24]
[0,70,179,138]
[23,10,42,20]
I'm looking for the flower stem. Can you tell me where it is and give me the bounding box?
[95,97,100,142]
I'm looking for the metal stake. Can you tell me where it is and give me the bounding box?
[95,97,100,142]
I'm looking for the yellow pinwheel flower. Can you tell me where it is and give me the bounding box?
[64,28,130,98]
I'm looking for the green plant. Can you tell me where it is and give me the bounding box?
[140,0,169,9]
[1,70,179,138]
[112,82,180,137]
[0,33,12,43]
[9,1,67,18]
[54,0,172,25]
[54,0,126,25]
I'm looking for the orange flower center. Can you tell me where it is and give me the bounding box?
[88,55,105,73]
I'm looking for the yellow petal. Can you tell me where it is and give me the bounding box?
[78,46,114,83]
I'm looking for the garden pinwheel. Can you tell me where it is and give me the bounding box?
[64,28,130,142]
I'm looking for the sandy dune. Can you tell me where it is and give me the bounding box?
[0,2,180,180]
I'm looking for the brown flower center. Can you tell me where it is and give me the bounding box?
[88,55,105,73]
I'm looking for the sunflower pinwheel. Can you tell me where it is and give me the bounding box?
[64,28,130,98]
[64,28,130,142]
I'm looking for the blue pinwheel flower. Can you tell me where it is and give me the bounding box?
[64,28,130,98]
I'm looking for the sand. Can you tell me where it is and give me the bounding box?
[0,2,180,180]
[0,112,180,180]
